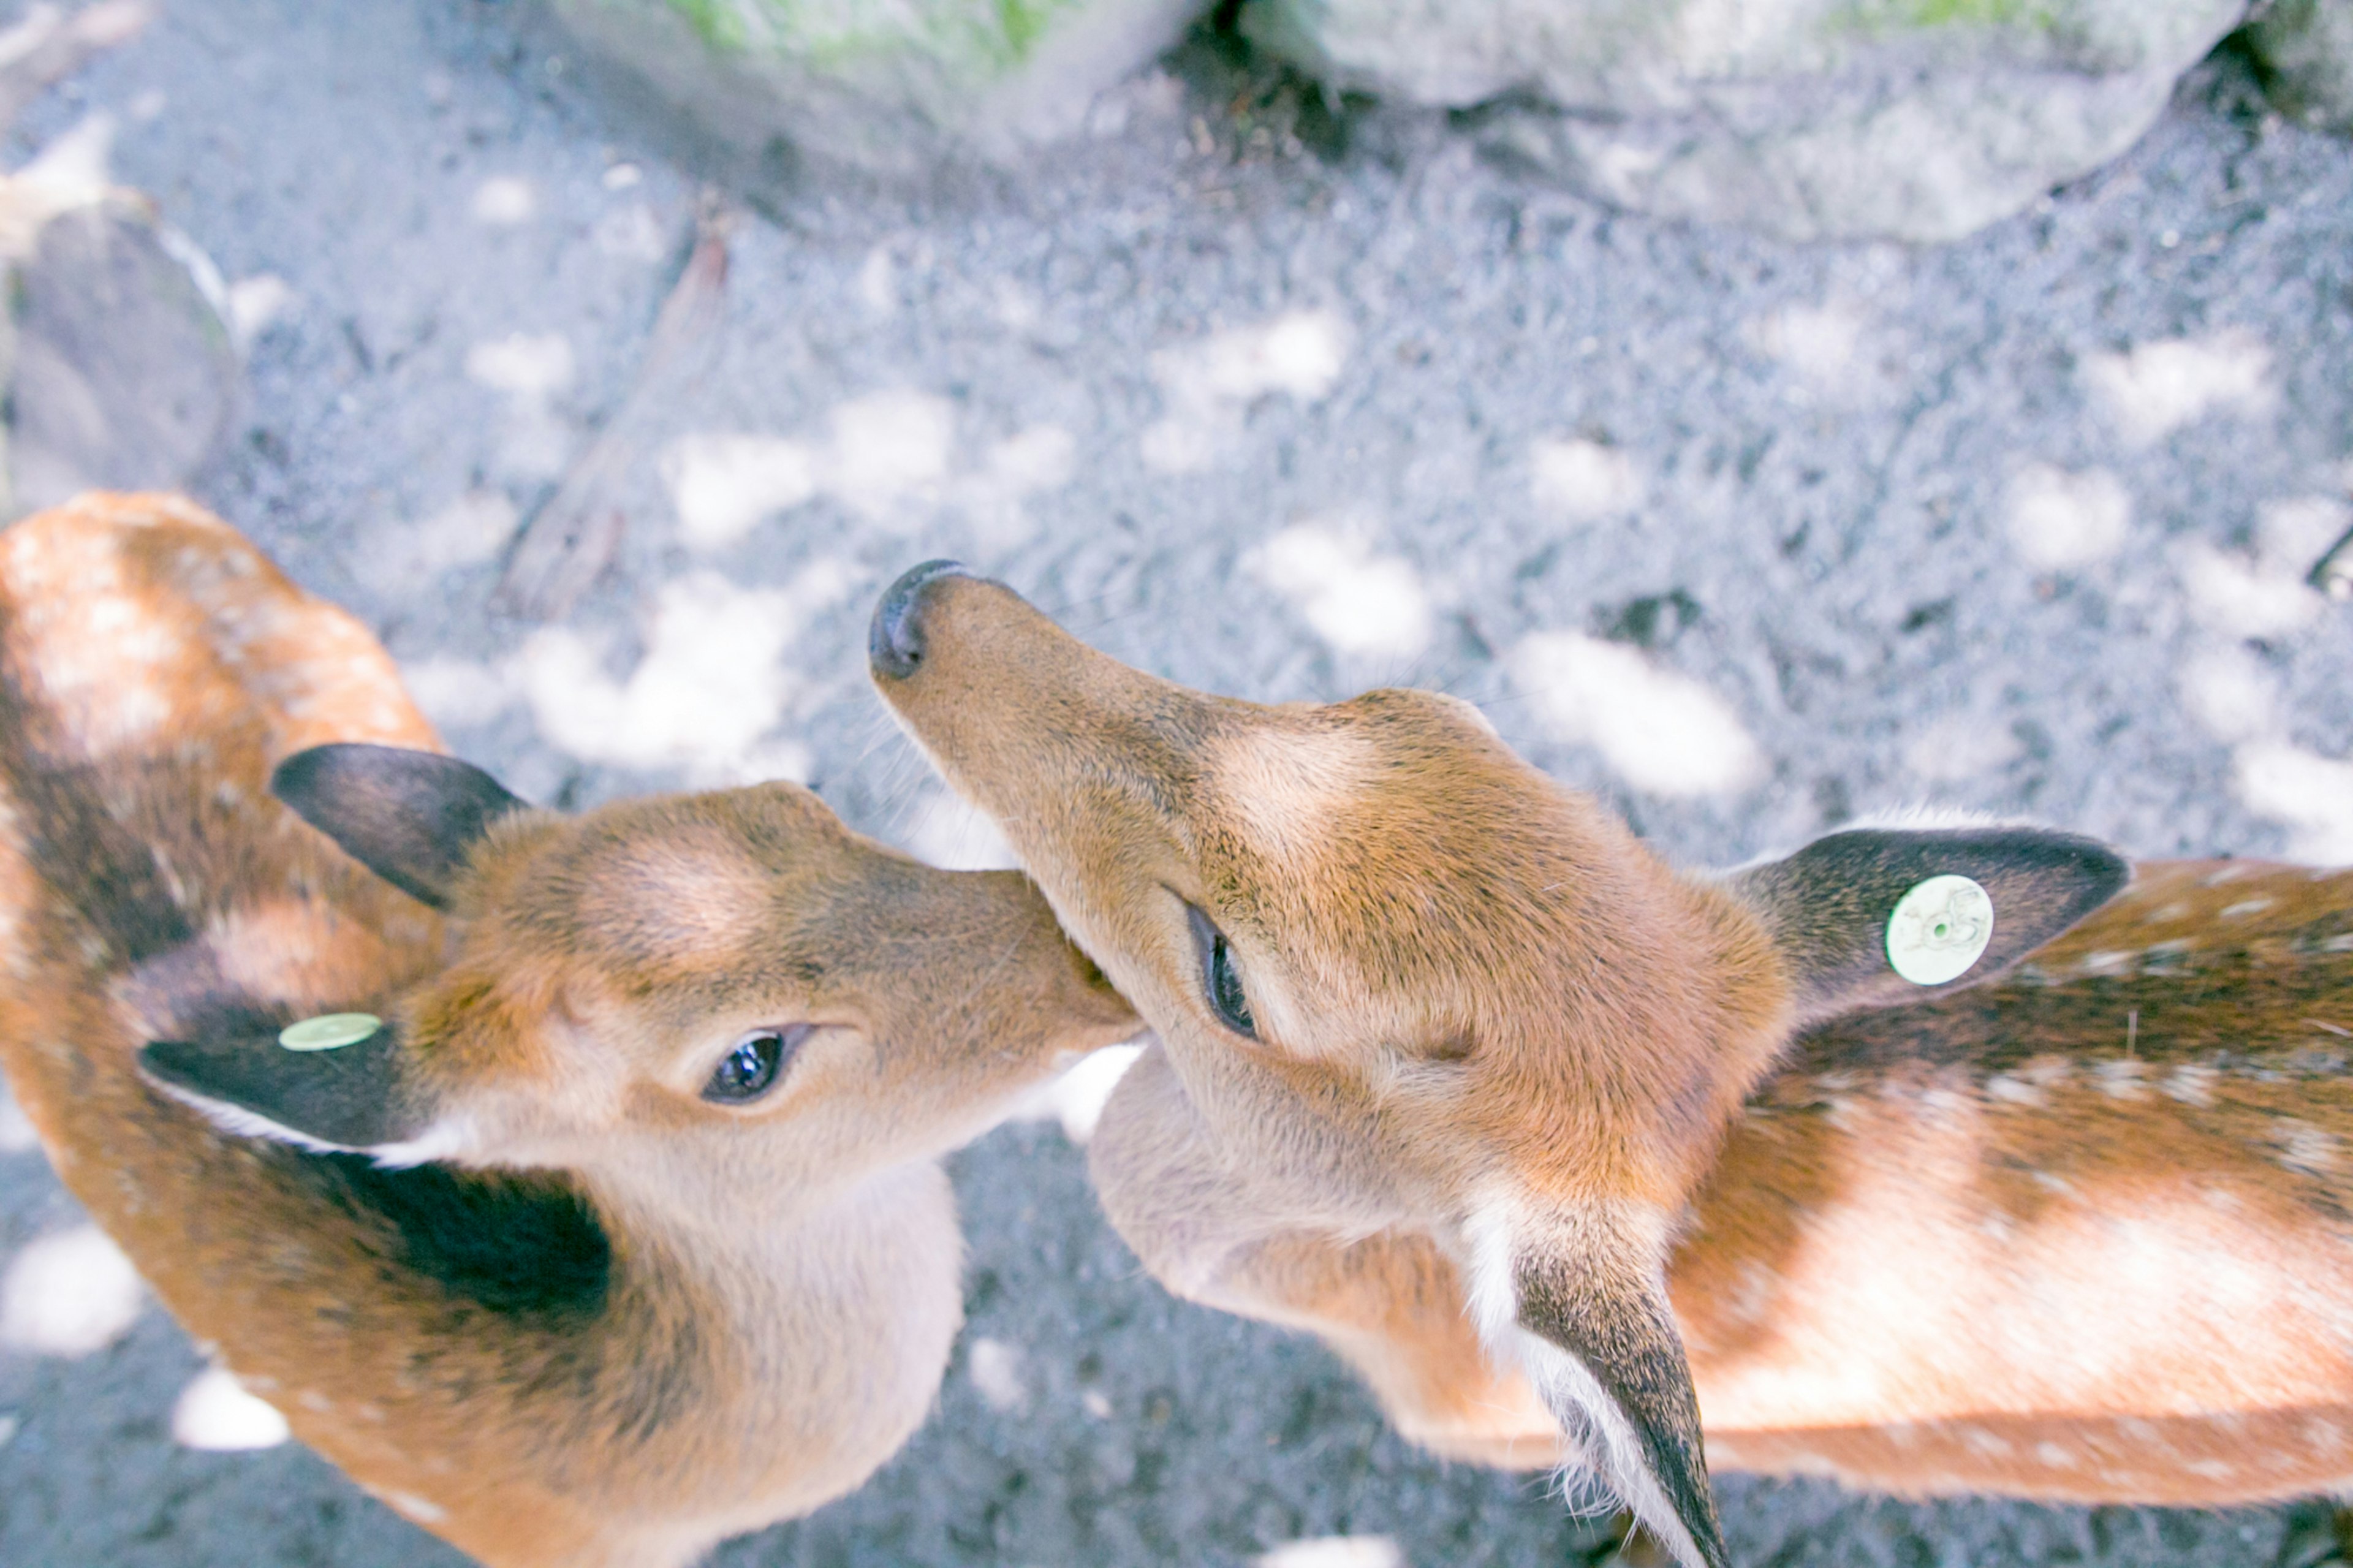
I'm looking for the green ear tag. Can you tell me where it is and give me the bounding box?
[1885,875,1994,986]
[278,1013,383,1051]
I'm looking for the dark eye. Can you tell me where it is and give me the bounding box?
[1186,903,1256,1039]
[703,1026,808,1104]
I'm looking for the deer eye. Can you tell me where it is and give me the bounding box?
[1186,903,1257,1040]
[703,1027,808,1104]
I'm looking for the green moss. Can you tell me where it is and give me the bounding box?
[1843,0,2055,30]
[665,0,751,54]
[998,0,1055,59]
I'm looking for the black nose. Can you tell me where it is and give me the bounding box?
[870,560,970,681]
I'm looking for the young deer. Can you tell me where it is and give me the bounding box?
[0,498,1137,1568]
[871,561,2353,1568]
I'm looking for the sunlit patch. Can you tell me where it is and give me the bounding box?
[821,390,955,520]
[967,1337,1028,1412]
[857,245,897,314]
[469,176,536,226]
[1245,522,1433,659]
[2178,645,2279,744]
[172,1366,290,1451]
[1141,311,1350,474]
[960,424,1076,551]
[2083,330,2274,447]
[518,561,851,784]
[371,488,518,586]
[899,789,1020,871]
[2235,743,2353,863]
[463,332,574,400]
[400,654,520,730]
[1903,713,2023,784]
[2006,463,2129,570]
[1746,301,1866,385]
[660,433,818,550]
[0,1225,144,1357]
[1509,632,1764,798]
[1529,437,1643,521]
[225,273,295,354]
[2180,543,2325,637]
[1258,1537,1404,1568]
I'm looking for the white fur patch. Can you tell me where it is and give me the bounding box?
[1464,1203,1709,1568]
[173,1366,291,1451]
[0,1225,145,1357]
[1509,633,1764,798]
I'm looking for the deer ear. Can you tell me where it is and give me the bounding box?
[1475,1211,1727,1568]
[272,744,528,909]
[1729,824,2126,1026]
[138,1012,460,1167]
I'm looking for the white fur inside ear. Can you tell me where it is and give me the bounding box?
[1464,1205,1711,1568]
[151,1078,470,1168]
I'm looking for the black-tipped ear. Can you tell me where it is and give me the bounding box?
[140,1014,442,1159]
[1515,1248,1726,1568]
[1730,824,2128,1026]
[271,744,528,909]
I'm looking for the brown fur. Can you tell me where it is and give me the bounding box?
[873,568,2346,1564]
[0,498,1137,1568]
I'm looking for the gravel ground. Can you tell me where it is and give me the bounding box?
[2,1,2352,1564]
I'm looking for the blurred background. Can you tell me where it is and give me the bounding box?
[0,0,2350,1562]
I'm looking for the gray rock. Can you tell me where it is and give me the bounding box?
[1241,0,2254,241]
[2248,0,2353,130]
[6,197,240,517]
[542,0,1203,175]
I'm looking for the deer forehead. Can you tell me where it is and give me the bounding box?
[569,831,779,966]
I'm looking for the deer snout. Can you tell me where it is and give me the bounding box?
[870,559,972,681]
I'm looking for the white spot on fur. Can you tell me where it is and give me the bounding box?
[1142,311,1350,473]
[173,1366,290,1451]
[968,1338,1028,1412]
[1258,1539,1404,1568]
[0,1225,143,1356]
[2235,743,2353,863]
[464,332,574,399]
[1246,523,1433,659]
[380,1490,448,1524]
[225,274,295,353]
[2006,464,2130,570]
[1510,633,1764,798]
[470,176,536,226]
[519,561,851,784]
[661,434,818,550]
[2276,1121,2337,1175]
[2083,330,2274,447]
[1530,438,1643,521]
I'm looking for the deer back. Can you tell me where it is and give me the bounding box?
[1682,857,2353,1504]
